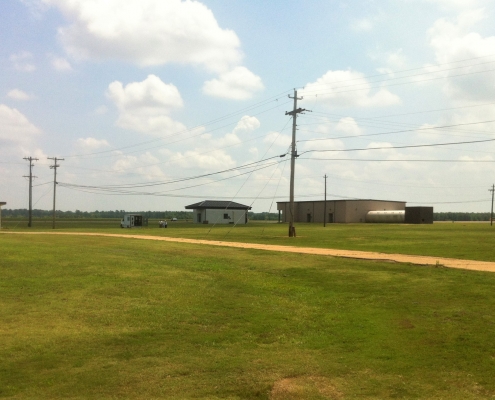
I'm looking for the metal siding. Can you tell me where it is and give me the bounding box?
[276,200,406,223]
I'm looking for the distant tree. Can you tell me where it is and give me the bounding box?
[433,212,490,221]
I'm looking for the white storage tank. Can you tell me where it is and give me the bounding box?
[366,210,405,223]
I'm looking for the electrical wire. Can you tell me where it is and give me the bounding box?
[299,157,494,162]
[299,137,495,156]
[298,54,495,92]
[297,119,495,143]
[61,95,293,159]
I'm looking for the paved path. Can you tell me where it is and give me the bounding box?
[3,231,495,273]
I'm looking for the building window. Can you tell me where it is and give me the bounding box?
[224,213,229,219]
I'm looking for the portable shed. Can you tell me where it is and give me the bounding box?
[185,200,252,224]
[120,214,147,228]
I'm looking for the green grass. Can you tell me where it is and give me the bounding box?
[1,233,495,399]
[4,218,495,262]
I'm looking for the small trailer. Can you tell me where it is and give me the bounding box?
[120,214,147,228]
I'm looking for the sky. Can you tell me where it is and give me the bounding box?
[2,0,495,214]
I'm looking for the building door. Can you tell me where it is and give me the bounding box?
[307,213,312,222]
[197,213,201,223]
[328,213,334,223]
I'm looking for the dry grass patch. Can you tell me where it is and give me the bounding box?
[270,376,343,400]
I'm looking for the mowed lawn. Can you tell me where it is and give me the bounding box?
[1,232,495,399]
[5,218,495,261]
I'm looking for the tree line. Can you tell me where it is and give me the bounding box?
[433,212,492,221]
[2,209,280,221]
[3,209,490,222]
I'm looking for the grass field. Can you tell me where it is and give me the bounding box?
[3,218,495,261]
[1,223,495,399]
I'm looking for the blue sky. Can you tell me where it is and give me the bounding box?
[2,0,495,213]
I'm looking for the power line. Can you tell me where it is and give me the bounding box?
[298,53,495,92]
[59,154,288,190]
[311,100,495,121]
[58,159,286,195]
[300,157,495,162]
[299,137,495,156]
[301,59,495,95]
[300,66,495,100]
[297,119,495,143]
[62,95,293,159]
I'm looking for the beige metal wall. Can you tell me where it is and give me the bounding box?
[277,200,406,223]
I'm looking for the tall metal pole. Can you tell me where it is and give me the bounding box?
[490,184,494,226]
[23,157,38,227]
[285,89,306,237]
[48,157,64,229]
[323,174,327,227]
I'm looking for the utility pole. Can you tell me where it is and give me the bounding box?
[323,174,327,227]
[285,89,307,237]
[23,157,38,227]
[490,184,495,226]
[48,157,64,229]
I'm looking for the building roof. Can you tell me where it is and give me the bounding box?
[276,199,406,204]
[185,200,252,210]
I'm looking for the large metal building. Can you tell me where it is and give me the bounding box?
[276,199,407,224]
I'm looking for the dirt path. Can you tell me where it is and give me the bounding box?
[3,231,495,273]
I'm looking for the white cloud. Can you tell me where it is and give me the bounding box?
[76,137,109,150]
[263,131,291,148]
[170,149,236,170]
[107,74,186,135]
[9,51,36,72]
[50,55,72,71]
[375,49,408,76]
[7,89,35,101]
[249,147,258,156]
[42,0,243,73]
[428,9,495,102]
[203,66,264,100]
[233,116,260,134]
[0,104,40,143]
[424,0,484,10]
[112,151,165,179]
[350,18,374,32]
[302,70,401,108]
[335,117,363,136]
[195,116,259,149]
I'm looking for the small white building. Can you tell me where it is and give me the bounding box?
[185,200,251,224]
[120,214,147,228]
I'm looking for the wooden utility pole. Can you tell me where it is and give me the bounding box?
[285,89,307,237]
[323,174,327,227]
[48,157,64,229]
[0,202,6,230]
[23,156,38,227]
[490,184,494,226]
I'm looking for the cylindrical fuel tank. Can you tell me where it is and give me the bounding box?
[366,210,405,223]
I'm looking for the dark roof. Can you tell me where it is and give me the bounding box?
[185,200,252,210]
